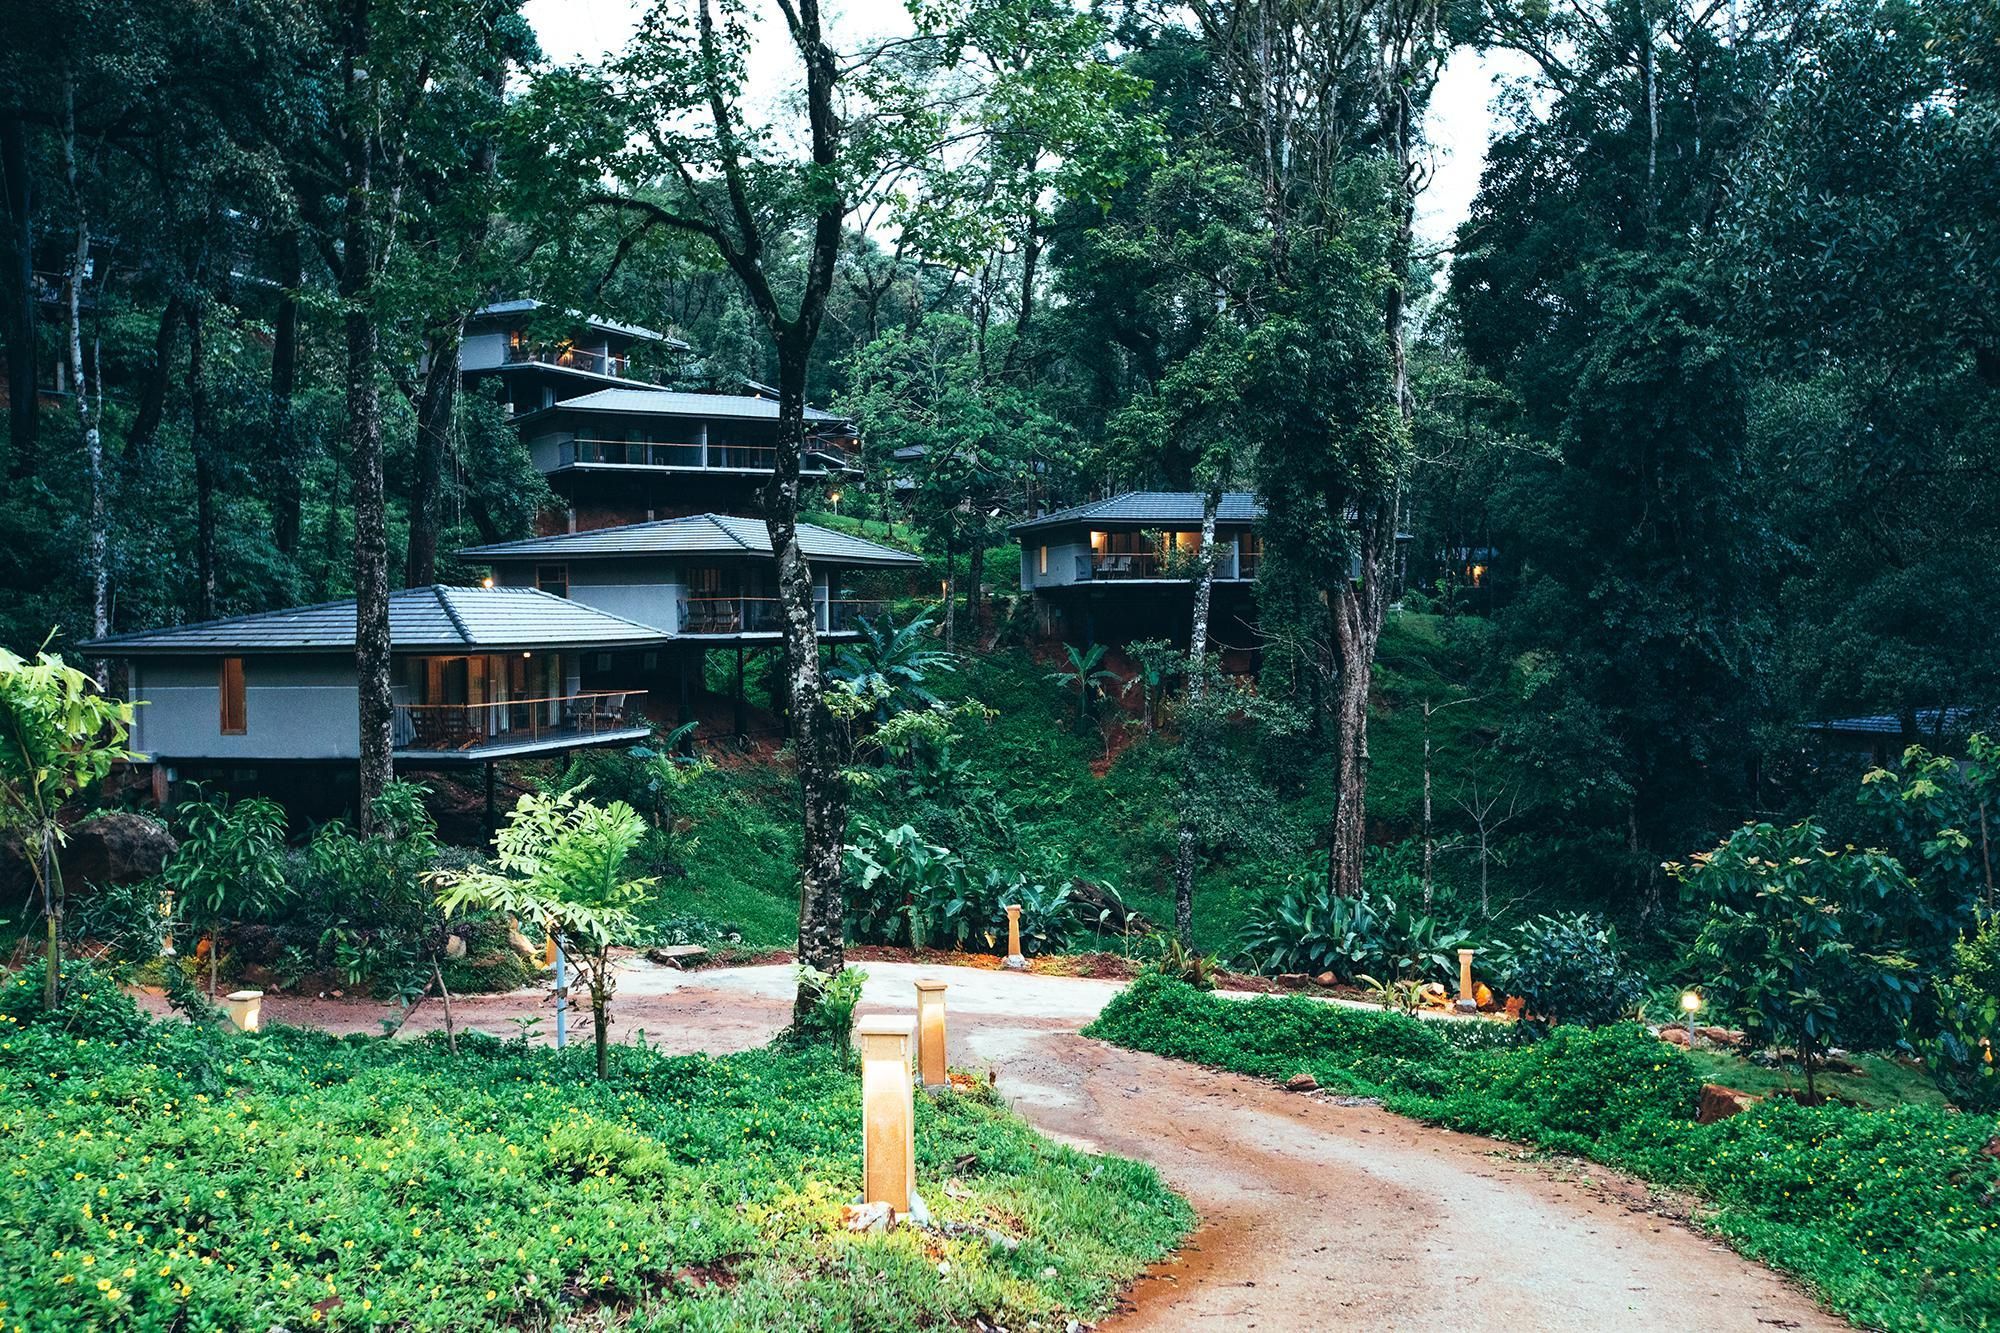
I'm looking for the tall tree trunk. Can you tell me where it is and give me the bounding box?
[1173,481,1225,948]
[185,302,219,621]
[769,345,847,1027]
[941,534,958,654]
[966,534,985,646]
[61,90,107,671]
[342,5,393,829]
[405,321,463,587]
[1,114,35,467]
[270,231,304,554]
[124,294,182,465]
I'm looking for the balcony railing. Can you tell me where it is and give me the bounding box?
[393,691,647,752]
[560,439,817,473]
[677,597,886,635]
[505,343,630,378]
[1091,551,1168,579]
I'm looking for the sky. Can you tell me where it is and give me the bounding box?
[521,0,1528,249]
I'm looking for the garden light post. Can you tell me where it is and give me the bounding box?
[224,989,263,1033]
[1682,988,1701,1047]
[1003,904,1026,971]
[1456,948,1478,1012]
[857,1014,918,1213]
[914,979,949,1090]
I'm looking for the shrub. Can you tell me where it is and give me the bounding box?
[1493,912,1645,1032]
[1237,882,1472,983]
[1921,916,2000,1111]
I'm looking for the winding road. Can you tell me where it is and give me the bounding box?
[192,959,1851,1331]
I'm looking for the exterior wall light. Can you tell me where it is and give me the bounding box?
[857,1015,918,1213]
[914,980,949,1090]
[481,575,494,588]
[1002,903,1027,971]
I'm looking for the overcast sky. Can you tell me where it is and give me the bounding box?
[521,0,1526,249]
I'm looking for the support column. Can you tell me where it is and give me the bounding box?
[733,644,746,738]
[677,646,693,731]
[483,761,496,839]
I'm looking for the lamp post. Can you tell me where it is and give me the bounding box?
[1681,988,1701,1047]
[1002,904,1026,971]
[914,979,949,1090]
[857,1015,918,1213]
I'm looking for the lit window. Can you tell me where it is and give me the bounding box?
[1037,546,1048,575]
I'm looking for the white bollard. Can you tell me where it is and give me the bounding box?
[224,989,264,1033]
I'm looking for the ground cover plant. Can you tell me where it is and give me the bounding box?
[1086,973,2000,1332]
[0,963,1191,1332]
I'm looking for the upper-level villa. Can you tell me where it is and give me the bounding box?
[459,299,690,413]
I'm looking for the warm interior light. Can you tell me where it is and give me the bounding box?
[857,1015,917,1213]
[1089,530,1105,550]
[1681,989,1702,1014]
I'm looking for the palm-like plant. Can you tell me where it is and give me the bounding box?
[832,612,956,720]
[1050,642,1119,723]
[437,790,656,1079]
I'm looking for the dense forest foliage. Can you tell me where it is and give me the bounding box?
[0,0,1995,934]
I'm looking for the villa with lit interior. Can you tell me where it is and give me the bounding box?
[1012,492,1266,648]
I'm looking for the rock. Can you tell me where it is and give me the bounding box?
[1695,1025,1748,1048]
[60,813,176,892]
[506,918,538,958]
[840,1202,895,1233]
[1980,1137,2000,1159]
[1660,1026,1692,1047]
[646,944,709,969]
[1697,1083,1762,1125]
[443,934,467,960]
[1313,972,1336,987]
[1277,972,1310,987]
[1284,1072,1319,1092]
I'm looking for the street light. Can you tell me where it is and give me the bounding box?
[1681,988,1701,1047]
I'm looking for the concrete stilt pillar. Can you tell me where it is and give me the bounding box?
[1002,904,1027,971]
[1456,948,1478,1012]
[914,980,949,1089]
[857,1015,918,1213]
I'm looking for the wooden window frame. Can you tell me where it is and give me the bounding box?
[535,563,569,598]
[219,657,247,735]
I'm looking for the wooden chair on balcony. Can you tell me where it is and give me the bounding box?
[585,693,627,732]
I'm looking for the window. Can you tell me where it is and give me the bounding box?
[595,653,612,672]
[535,564,569,598]
[219,658,246,735]
[1037,545,1048,575]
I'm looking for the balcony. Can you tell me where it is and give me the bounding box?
[676,597,885,636]
[504,343,632,378]
[559,439,824,474]
[392,690,649,760]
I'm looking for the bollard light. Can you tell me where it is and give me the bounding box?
[224,989,264,1033]
[914,979,949,1090]
[1681,989,1701,1046]
[1002,903,1027,971]
[1455,948,1478,1012]
[857,1015,918,1214]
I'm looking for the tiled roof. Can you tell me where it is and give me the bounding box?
[470,299,688,350]
[537,387,845,424]
[1806,708,1995,736]
[460,515,922,568]
[1011,491,1264,534]
[82,586,670,655]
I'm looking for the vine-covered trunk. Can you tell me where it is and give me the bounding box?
[1326,501,1393,898]
[270,232,303,554]
[1174,484,1224,948]
[768,346,847,1029]
[186,304,218,621]
[591,971,610,1080]
[342,6,393,828]
[64,210,107,670]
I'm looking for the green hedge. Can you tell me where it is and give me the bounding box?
[0,966,1190,1332]
[1085,973,2000,1332]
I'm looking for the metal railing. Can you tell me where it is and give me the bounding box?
[392,690,647,751]
[504,344,630,377]
[676,597,886,634]
[561,439,792,471]
[1091,551,1168,578]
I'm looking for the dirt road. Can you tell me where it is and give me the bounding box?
[163,960,1849,1332]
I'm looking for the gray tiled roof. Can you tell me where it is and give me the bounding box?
[470,299,689,350]
[460,514,922,568]
[540,387,845,424]
[1011,491,1264,535]
[83,586,670,655]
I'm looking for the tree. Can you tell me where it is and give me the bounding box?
[1674,820,1926,1100]
[830,610,956,723]
[438,790,657,1079]
[0,643,135,1006]
[1050,642,1118,727]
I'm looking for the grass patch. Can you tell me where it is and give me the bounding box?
[1,965,1190,1332]
[655,764,806,947]
[1687,1048,1945,1111]
[1087,973,2000,1332]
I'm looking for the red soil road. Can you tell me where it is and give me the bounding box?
[146,963,1850,1333]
